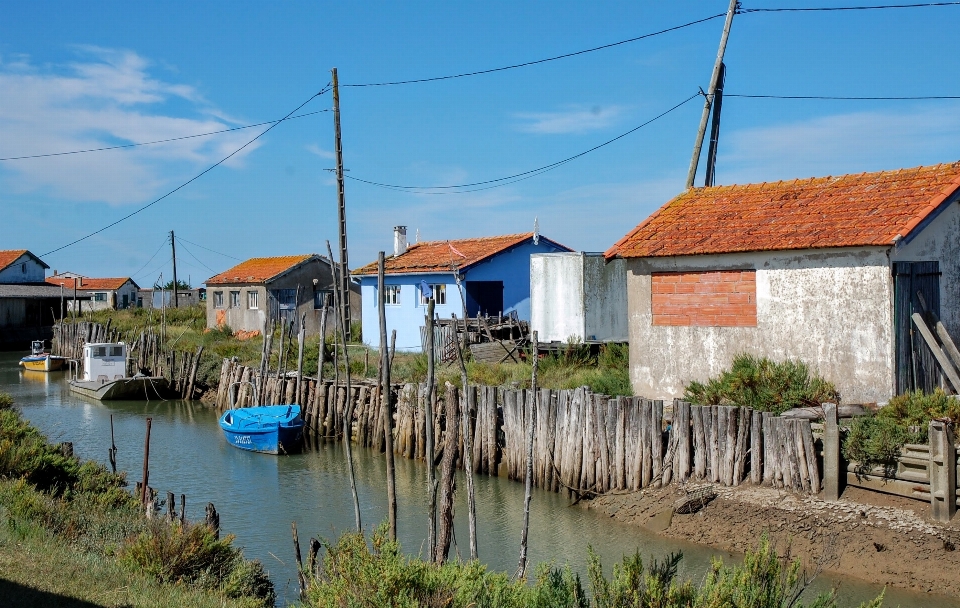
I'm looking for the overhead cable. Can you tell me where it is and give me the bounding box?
[40,86,330,257]
[0,109,330,162]
[130,238,170,279]
[727,93,960,100]
[175,240,217,274]
[741,2,960,12]
[343,14,725,87]
[176,237,242,261]
[346,92,700,194]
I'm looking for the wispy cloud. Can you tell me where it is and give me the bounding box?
[305,143,335,159]
[0,47,260,205]
[514,105,625,134]
[717,104,960,185]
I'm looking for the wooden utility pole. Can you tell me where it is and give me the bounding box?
[685,0,738,189]
[703,62,726,187]
[331,68,351,340]
[378,253,398,540]
[170,230,179,308]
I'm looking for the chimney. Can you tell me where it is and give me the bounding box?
[393,226,408,257]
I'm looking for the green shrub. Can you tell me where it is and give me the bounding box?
[0,393,12,409]
[684,354,839,414]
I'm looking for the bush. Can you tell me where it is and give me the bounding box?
[684,354,839,414]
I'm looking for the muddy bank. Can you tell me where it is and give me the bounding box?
[588,483,960,598]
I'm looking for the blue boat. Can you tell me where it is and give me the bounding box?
[219,405,305,455]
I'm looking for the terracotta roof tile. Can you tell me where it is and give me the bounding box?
[0,249,31,272]
[606,162,960,259]
[206,255,316,285]
[46,276,134,290]
[354,233,568,276]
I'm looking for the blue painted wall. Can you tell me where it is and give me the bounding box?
[358,237,569,352]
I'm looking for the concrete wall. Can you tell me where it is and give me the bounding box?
[625,247,895,404]
[359,272,465,352]
[583,254,627,342]
[0,254,45,284]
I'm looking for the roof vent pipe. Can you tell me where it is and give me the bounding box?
[393,226,408,257]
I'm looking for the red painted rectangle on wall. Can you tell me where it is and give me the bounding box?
[651,270,757,327]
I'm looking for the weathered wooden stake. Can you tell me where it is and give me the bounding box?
[140,417,152,505]
[377,252,398,540]
[929,419,956,523]
[295,313,306,401]
[292,521,306,596]
[517,331,538,579]
[822,404,840,500]
[205,503,220,540]
[436,383,460,563]
[108,414,117,473]
[453,314,478,559]
[424,298,438,561]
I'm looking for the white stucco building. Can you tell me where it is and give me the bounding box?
[605,162,960,404]
[47,274,140,311]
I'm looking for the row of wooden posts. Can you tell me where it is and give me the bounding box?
[215,358,822,496]
[52,320,122,362]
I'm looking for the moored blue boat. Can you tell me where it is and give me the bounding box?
[219,405,305,455]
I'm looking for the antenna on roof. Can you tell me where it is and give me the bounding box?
[533,217,540,245]
[416,228,420,243]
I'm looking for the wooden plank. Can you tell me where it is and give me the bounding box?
[751,409,763,484]
[911,312,960,392]
[692,405,706,480]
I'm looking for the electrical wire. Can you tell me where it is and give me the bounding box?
[176,240,217,274]
[175,237,242,261]
[727,93,960,100]
[0,109,330,162]
[345,92,700,194]
[135,256,173,281]
[741,2,960,12]
[343,14,726,87]
[130,238,170,279]
[40,86,330,258]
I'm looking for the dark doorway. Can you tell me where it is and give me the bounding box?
[465,281,503,317]
[893,261,941,394]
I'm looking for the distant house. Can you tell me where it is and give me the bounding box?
[0,250,48,284]
[205,255,359,336]
[46,273,140,310]
[353,227,572,352]
[0,250,63,347]
[137,287,206,309]
[605,162,960,405]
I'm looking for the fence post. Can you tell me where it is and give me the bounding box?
[823,403,840,501]
[929,420,956,523]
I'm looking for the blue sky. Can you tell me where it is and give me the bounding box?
[2,1,959,285]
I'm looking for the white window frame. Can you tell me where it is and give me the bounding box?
[384,285,401,306]
[247,290,259,309]
[213,291,224,309]
[93,292,108,302]
[419,283,446,305]
[230,291,240,308]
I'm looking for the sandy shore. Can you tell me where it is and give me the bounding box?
[587,483,960,598]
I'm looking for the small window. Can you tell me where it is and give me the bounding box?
[93,346,106,357]
[109,346,123,357]
[274,289,297,310]
[247,290,259,309]
[314,290,331,310]
[213,291,224,309]
[230,291,240,308]
[420,284,446,305]
[384,285,401,305]
[93,292,108,302]
[21,263,26,273]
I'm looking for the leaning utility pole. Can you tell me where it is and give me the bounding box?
[331,68,351,340]
[170,230,179,308]
[703,62,726,188]
[685,0,738,189]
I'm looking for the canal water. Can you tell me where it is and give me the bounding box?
[1,352,955,607]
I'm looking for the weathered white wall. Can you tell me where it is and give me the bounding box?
[893,198,960,343]
[626,247,895,404]
[583,255,628,342]
[530,253,585,343]
[0,253,45,284]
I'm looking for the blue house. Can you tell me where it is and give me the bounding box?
[354,227,572,352]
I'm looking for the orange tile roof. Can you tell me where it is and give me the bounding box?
[0,249,33,272]
[606,162,960,259]
[354,233,565,275]
[46,276,134,290]
[206,255,316,285]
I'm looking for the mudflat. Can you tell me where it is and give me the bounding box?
[588,483,960,598]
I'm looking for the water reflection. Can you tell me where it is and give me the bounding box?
[0,352,954,607]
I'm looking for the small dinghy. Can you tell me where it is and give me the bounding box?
[219,405,305,455]
[20,340,66,372]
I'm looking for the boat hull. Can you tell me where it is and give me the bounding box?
[68,377,171,401]
[219,405,305,455]
[19,355,66,372]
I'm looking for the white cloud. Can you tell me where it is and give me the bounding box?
[514,105,625,134]
[305,143,335,159]
[717,104,960,185]
[0,48,260,204]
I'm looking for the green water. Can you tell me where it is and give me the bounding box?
[1,352,954,607]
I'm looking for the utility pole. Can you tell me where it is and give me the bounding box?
[331,68,351,341]
[685,0,738,189]
[703,63,726,187]
[170,230,179,308]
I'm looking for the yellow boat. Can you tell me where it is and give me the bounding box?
[19,340,66,372]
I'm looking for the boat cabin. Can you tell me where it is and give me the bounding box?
[82,342,128,382]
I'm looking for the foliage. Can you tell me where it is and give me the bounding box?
[684,354,839,414]
[159,279,193,290]
[843,389,960,468]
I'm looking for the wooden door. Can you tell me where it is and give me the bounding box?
[893,261,941,394]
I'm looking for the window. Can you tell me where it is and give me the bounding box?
[274,289,297,310]
[384,285,401,305]
[247,290,259,309]
[21,263,26,273]
[93,346,106,357]
[213,291,224,309]
[314,290,331,309]
[93,292,108,302]
[109,346,123,357]
[230,291,240,308]
[420,283,446,305]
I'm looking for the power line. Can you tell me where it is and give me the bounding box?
[0,108,330,162]
[176,237,242,261]
[135,256,173,281]
[176,240,217,274]
[343,14,726,87]
[129,237,170,279]
[40,86,330,258]
[727,93,960,100]
[346,92,700,194]
[741,2,960,12]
